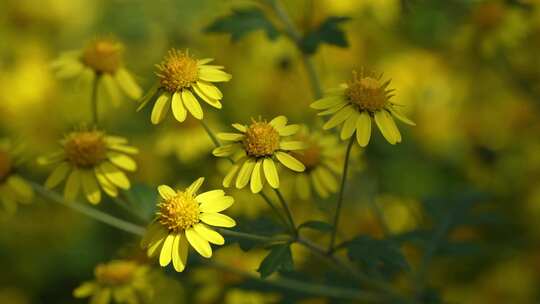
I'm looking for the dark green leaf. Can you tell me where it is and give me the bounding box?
[300,16,350,54]
[298,220,333,232]
[257,244,294,278]
[205,8,279,42]
[228,217,285,251]
[346,236,409,273]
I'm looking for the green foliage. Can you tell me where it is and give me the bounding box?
[300,17,350,54]
[257,243,294,278]
[205,8,280,42]
[346,236,409,274]
[298,220,333,232]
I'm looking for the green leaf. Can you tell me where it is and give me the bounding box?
[228,217,286,252]
[346,236,409,273]
[257,244,294,278]
[300,16,350,54]
[205,8,279,42]
[298,220,333,232]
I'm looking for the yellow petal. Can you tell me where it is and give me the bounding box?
[185,228,212,258]
[356,112,371,147]
[275,152,305,172]
[314,167,338,192]
[323,105,355,130]
[73,282,97,298]
[171,91,187,122]
[172,233,188,272]
[107,152,137,171]
[147,233,166,257]
[197,58,214,65]
[45,162,71,189]
[279,141,305,151]
[250,159,263,193]
[100,162,130,189]
[95,168,118,197]
[195,81,222,100]
[231,123,247,132]
[374,110,400,144]
[199,195,234,213]
[340,113,359,140]
[102,74,121,107]
[296,174,310,200]
[140,222,163,248]
[151,93,170,124]
[193,223,224,245]
[269,116,287,128]
[115,68,142,99]
[198,68,232,82]
[223,163,240,188]
[263,158,279,188]
[159,233,175,267]
[276,124,300,136]
[7,176,33,203]
[193,84,223,109]
[158,185,176,200]
[310,96,346,109]
[81,170,101,204]
[236,158,255,189]
[91,288,111,304]
[108,144,139,155]
[389,106,416,126]
[312,171,329,198]
[182,89,203,120]
[64,169,81,201]
[196,189,225,203]
[199,212,236,228]
[217,133,244,141]
[213,144,240,157]
[187,177,204,195]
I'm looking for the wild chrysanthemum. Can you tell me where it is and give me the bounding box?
[311,70,415,146]
[0,140,33,214]
[290,128,342,200]
[137,49,231,124]
[212,116,306,193]
[51,37,142,105]
[39,129,138,204]
[73,260,153,304]
[140,178,235,272]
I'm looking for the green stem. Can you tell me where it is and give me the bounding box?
[259,191,290,228]
[217,228,291,243]
[112,196,148,223]
[274,188,297,235]
[200,119,221,147]
[31,182,145,236]
[268,0,323,99]
[91,74,100,125]
[328,136,355,252]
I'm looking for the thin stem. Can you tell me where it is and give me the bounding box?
[328,136,355,252]
[200,119,221,147]
[217,228,291,243]
[205,259,387,302]
[112,196,148,223]
[268,0,323,99]
[31,182,145,236]
[259,191,290,228]
[91,74,100,125]
[274,188,297,235]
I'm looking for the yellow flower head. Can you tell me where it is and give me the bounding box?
[311,70,415,146]
[290,127,342,200]
[140,178,235,272]
[138,49,231,124]
[212,116,306,193]
[39,128,138,204]
[0,140,33,215]
[73,260,153,304]
[51,37,142,104]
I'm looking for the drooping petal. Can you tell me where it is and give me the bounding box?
[195,81,222,100]
[172,233,188,272]
[140,222,164,248]
[151,93,170,124]
[182,90,203,120]
[235,158,255,189]
[102,74,121,106]
[356,112,371,147]
[185,228,212,258]
[340,112,359,140]
[223,163,240,188]
[81,170,101,204]
[212,144,240,157]
[95,168,118,197]
[171,91,187,122]
[44,162,70,189]
[250,159,263,193]
[64,169,81,201]
[263,158,279,188]
[159,233,175,266]
[314,167,338,192]
[192,84,222,109]
[323,105,355,130]
[99,162,130,189]
[73,282,98,298]
[296,174,310,200]
[115,68,142,99]
[310,96,346,110]
[199,212,236,228]
[107,152,137,171]
[193,223,225,245]
[374,110,399,144]
[275,152,305,172]
[388,106,416,126]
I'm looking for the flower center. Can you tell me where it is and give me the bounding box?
[158,191,200,232]
[243,122,280,158]
[0,150,12,182]
[472,2,505,30]
[292,141,321,171]
[64,131,107,168]
[95,260,137,286]
[82,38,123,74]
[346,72,389,112]
[156,49,199,92]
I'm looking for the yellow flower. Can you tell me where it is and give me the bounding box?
[290,127,342,200]
[39,129,138,204]
[140,178,235,272]
[212,116,306,193]
[311,70,415,146]
[73,260,153,304]
[138,49,231,124]
[51,37,142,105]
[0,140,33,214]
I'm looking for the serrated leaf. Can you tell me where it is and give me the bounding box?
[205,8,279,42]
[300,16,350,54]
[298,220,333,232]
[257,244,294,278]
[346,236,409,273]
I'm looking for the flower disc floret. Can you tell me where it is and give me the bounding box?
[156,49,199,92]
[82,38,123,74]
[158,191,200,232]
[64,131,107,168]
[95,260,137,286]
[243,122,280,158]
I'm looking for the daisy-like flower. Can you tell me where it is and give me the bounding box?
[311,70,415,146]
[0,140,33,214]
[137,49,231,124]
[290,128,342,200]
[51,37,142,105]
[140,178,235,272]
[212,116,306,193]
[39,128,138,204]
[73,260,153,304]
